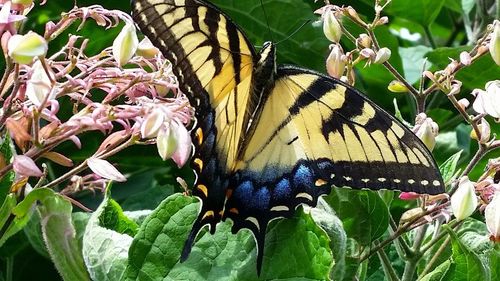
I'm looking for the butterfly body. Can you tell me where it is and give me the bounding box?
[131,0,444,274]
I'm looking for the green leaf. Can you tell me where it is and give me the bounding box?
[399,46,432,84]
[434,124,471,164]
[490,247,500,281]
[426,47,500,89]
[125,193,333,280]
[0,135,14,204]
[0,188,55,247]
[442,225,488,281]
[439,150,462,186]
[37,191,90,281]
[211,0,328,72]
[420,260,453,281]
[324,189,389,245]
[386,0,446,26]
[99,198,138,237]
[82,194,134,281]
[23,211,49,258]
[308,198,347,280]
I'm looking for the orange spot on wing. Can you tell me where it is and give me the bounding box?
[197,184,208,197]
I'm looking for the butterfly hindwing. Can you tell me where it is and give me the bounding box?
[224,66,444,270]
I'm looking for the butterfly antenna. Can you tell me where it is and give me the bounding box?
[260,0,274,43]
[275,19,311,46]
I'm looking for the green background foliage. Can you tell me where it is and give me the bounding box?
[0,0,499,280]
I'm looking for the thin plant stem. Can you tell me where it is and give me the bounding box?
[6,257,14,281]
[377,245,401,281]
[424,26,437,48]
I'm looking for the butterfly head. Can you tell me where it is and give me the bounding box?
[256,41,276,75]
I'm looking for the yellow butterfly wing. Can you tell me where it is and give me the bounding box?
[224,66,444,270]
[132,0,260,258]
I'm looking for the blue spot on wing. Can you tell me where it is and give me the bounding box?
[252,188,270,210]
[273,178,291,201]
[293,164,313,187]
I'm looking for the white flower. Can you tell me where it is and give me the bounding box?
[414,113,438,151]
[156,125,178,161]
[326,44,346,79]
[472,80,500,119]
[323,9,342,43]
[374,47,391,64]
[451,177,478,221]
[170,121,192,168]
[113,23,139,67]
[485,192,500,242]
[87,158,126,182]
[140,109,165,139]
[25,59,55,107]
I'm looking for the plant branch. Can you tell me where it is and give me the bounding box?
[423,26,437,48]
[377,244,401,281]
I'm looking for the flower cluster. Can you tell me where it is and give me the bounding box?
[0,3,193,196]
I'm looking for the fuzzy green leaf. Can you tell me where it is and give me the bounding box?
[38,191,90,281]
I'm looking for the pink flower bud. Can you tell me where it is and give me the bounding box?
[451,177,478,221]
[485,192,500,242]
[171,122,192,168]
[399,192,421,200]
[13,155,43,177]
[470,118,491,144]
[459,51,472,65]
[374,47,391,64]
[359,48,375,60]
[113,23,138,67]
[323,9,342,43]
[87,158,126,182]
[356,33,372,49]
[8,31,48,64]
[326,44,346,79]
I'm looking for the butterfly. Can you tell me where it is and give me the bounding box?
[131,0,444,274]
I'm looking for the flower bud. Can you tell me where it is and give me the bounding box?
[375,16,389,26]
[414,113,438,151]
[359,48,375,61]
[171,121,192,168]
[113,23,139,67]
[87,158,126,182]
[457,98,470,111]
[470,118,491,144]
[326,44,346,79]
[141,109,165,139]
[323,9,342,43]
[8,31,48,64]
[136,37,159,59]
[26,59,55,107]
[356,33,371,49]
[459,51,472,66]
[451,177,478,221]
[472,80,500,118]
[374,47,391,64]
[345,6,365,26]
[12,0,33,5]
[13,155,43,177]
[387,80,408,93]
[157,125,178,160]
[485,192,500,242]
[490,21,500,66]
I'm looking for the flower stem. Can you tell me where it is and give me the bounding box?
[377,244,401,281]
